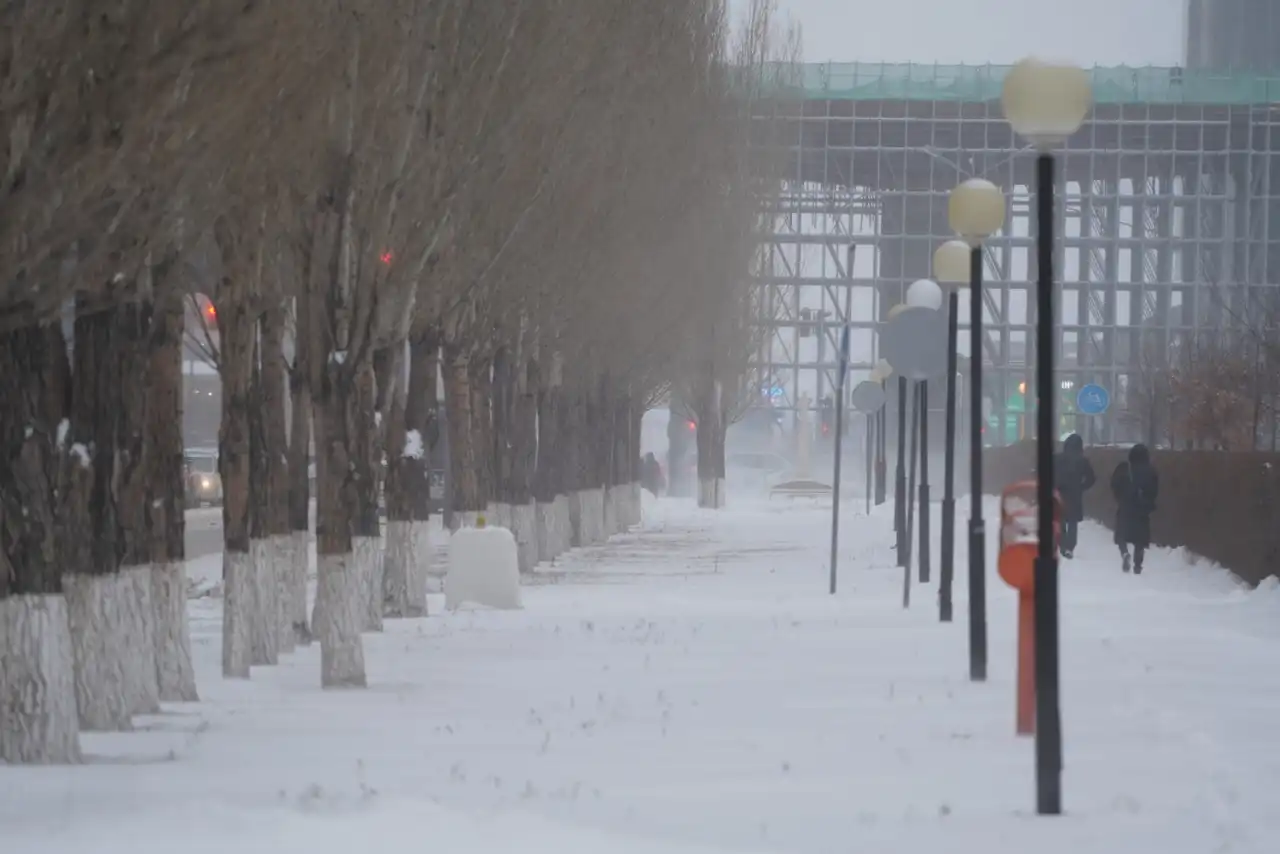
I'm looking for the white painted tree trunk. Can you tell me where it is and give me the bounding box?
[248,538,278,666]
[405,520,429,616]
[289,530,311,645]
[222,550,253,679]
[63,573,133,731]
[355,535,383,632]
[271,535,295,655]
[120,564,160,715]
[697,477,727,509]
[0,594,81,763]
[383,520,428,618]
[150,561,198,702]
[315,552,367,688]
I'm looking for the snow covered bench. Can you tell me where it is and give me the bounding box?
[769,479,833,499]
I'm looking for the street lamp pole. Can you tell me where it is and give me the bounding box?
[889,306,910,566]
[946,179,1007,678]
[1002,55,1092,818]
[875,360,890,506]
[904,278,943,585]
[932,239,971,624]
[882,303,949,606]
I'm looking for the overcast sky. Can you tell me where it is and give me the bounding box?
[755,0,1184,66]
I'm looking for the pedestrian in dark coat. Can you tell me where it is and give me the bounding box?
[1054,433,1096,558]
[641,452,665,496]
[1110,443,1159,574]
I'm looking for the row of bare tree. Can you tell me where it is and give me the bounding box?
[0,0,797,763]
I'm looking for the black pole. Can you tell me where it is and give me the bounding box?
[940,290,959,622]
[894,376,908,564]
[905,382,919,572]
[1033,152,1063,815]
[968,244,988,682]
[829,325,852,595]
[875,394,887,505]
[865,413,873,515]
[917,379,931,583]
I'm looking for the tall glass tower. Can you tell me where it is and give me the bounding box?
[1186,0,1280,69]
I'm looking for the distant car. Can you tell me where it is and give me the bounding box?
[184,448,223,508]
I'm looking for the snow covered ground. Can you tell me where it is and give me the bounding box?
[4,494,1280,853]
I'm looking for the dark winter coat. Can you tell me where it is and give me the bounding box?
[1054,433,1096,523]
[1110,444,1159,549]
[641,454,665,496]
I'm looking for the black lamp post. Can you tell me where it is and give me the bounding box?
[894,377,908,565]
[932,238,970,624]
[945,178,1007,677]
[874,360,889,506]
[901,279,945,584]
[882,304,950,597]
[1002,55,1093,818]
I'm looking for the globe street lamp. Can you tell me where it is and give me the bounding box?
[947,177,1007,678]
[1002,55,1092,818]
[873,358,892,507]
[932,238,969,625]
[905,279,943,584]
[887,303,911,567]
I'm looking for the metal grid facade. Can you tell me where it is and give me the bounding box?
[1186,0,1280,71]
[753,63,1280,445]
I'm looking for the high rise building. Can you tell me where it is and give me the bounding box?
[1186,0,1280,69]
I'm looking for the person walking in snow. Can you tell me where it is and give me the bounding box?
[1109,443,1159,574]
[1054,433,1096,559]
[641,452,665,497]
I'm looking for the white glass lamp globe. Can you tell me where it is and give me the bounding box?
[906,278,944,311]
[875,358,892,379]
[933,239,971,287]
[887,303,910,320]
[948,179,1006,242]
[1001,57,1092,147]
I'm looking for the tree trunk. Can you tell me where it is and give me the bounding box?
[0,322,80,763]
[113,302,161,714]
[144,283,198,702]
[218,289,256,680]
[261,304,293,653]
[531,363,570,561]
[351,361,383,632]
[247,338,278,666]
[285,297,313,647]
[61,304,134,730]
[510,361,538,504]
[383,327,437,617]
[306,192,366,687]
[470,355,496,511]
[491,347,513,505]
[443,341,482,520]
[695,380,726,509]
[531,360,558,503]
[310,358,367,688]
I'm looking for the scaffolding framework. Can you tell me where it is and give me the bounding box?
[751,63,1280,444]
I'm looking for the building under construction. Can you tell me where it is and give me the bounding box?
[754,10,1280,446]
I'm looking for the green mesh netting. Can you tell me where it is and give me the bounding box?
[760,62,1280,104]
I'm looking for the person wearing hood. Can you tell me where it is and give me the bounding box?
[1054,433,1096,558]
[1109,443,1159,574]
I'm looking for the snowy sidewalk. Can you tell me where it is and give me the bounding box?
[4,497,1280,853]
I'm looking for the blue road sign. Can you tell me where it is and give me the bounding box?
[1076,383,1110,415]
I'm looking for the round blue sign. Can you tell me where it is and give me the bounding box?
[1076,383,1110,415]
